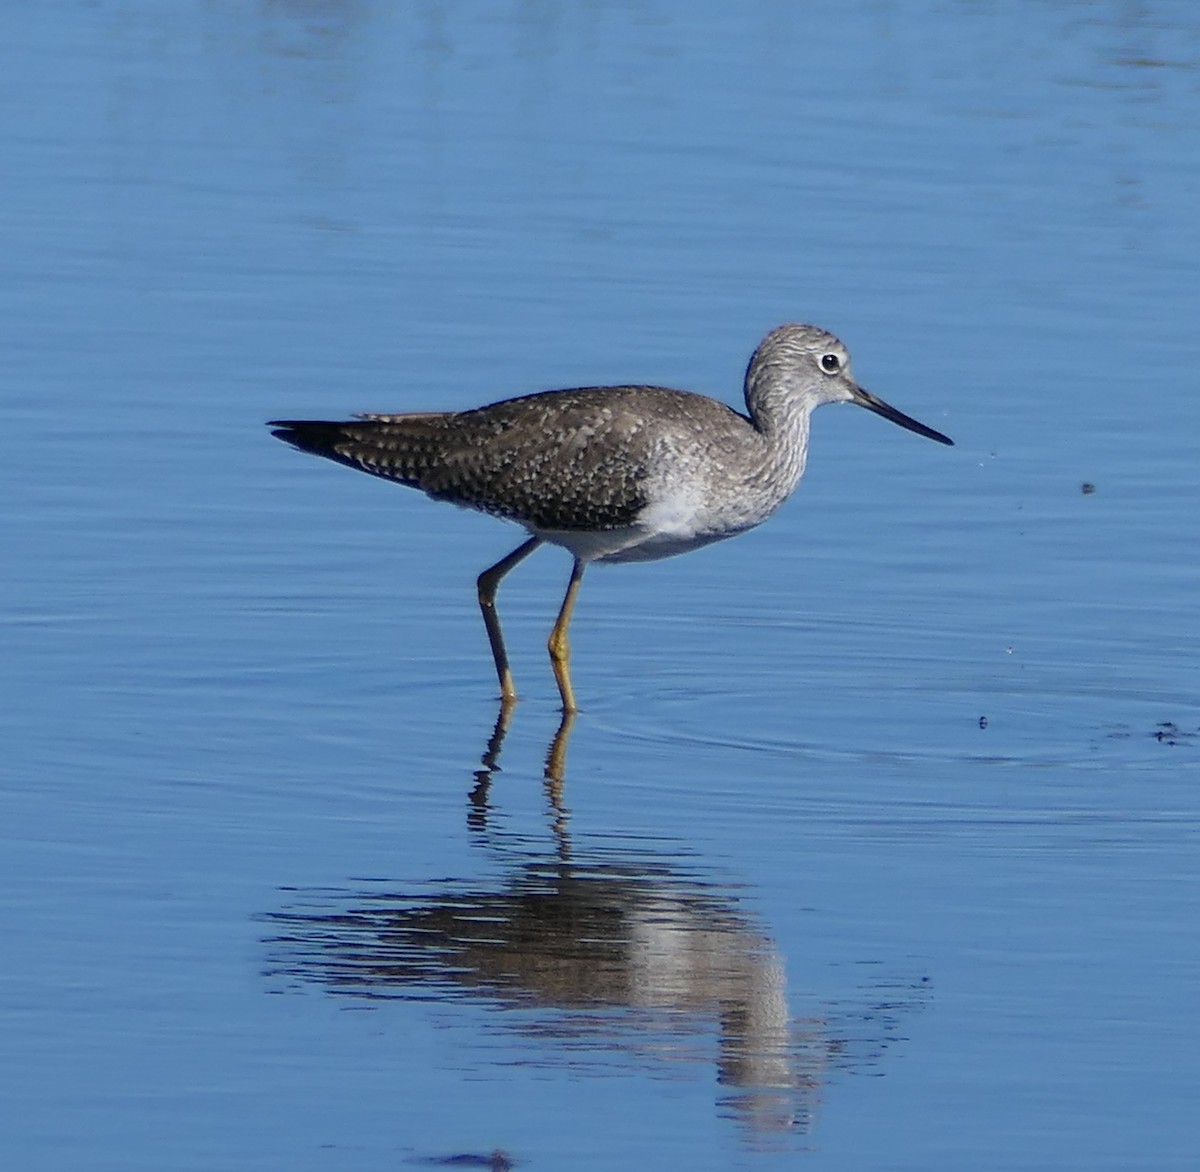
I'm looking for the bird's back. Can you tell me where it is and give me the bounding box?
[271,384,754,533]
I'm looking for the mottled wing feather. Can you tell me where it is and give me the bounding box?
[269,416,444,491]
[270,385,725,531]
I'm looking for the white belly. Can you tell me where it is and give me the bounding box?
[531,522,741,565]
[530,478,769,565]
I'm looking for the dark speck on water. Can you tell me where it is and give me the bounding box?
[1081,482,1096,494]
[415,1151,514,1171]
[1153,722,1196,746]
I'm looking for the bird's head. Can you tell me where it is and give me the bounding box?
[746,324,953,446]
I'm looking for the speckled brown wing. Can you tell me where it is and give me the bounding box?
[270,385,717,531]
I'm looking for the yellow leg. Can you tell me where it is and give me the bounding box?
[477,538,542,703]
[548,558,586,714]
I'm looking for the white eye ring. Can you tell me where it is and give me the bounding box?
[820,352,842,375]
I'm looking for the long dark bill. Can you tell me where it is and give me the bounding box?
[851,385,954,446]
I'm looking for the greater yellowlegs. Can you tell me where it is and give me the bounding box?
[270,323,952,712]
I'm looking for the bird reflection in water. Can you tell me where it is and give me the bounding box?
[468,704,575,850]
[265,707,928,1145]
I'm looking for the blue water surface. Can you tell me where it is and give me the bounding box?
[2,2,1199,1170]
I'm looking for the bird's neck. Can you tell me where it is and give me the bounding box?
[744,372,812,495]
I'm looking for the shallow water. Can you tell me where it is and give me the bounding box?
[3,2,1200,1169]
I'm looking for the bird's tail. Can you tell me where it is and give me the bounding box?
[267,414,452,487]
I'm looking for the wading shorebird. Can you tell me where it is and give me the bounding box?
[270,324,953,711]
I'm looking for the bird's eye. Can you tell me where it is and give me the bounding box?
[820,352,842,374]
